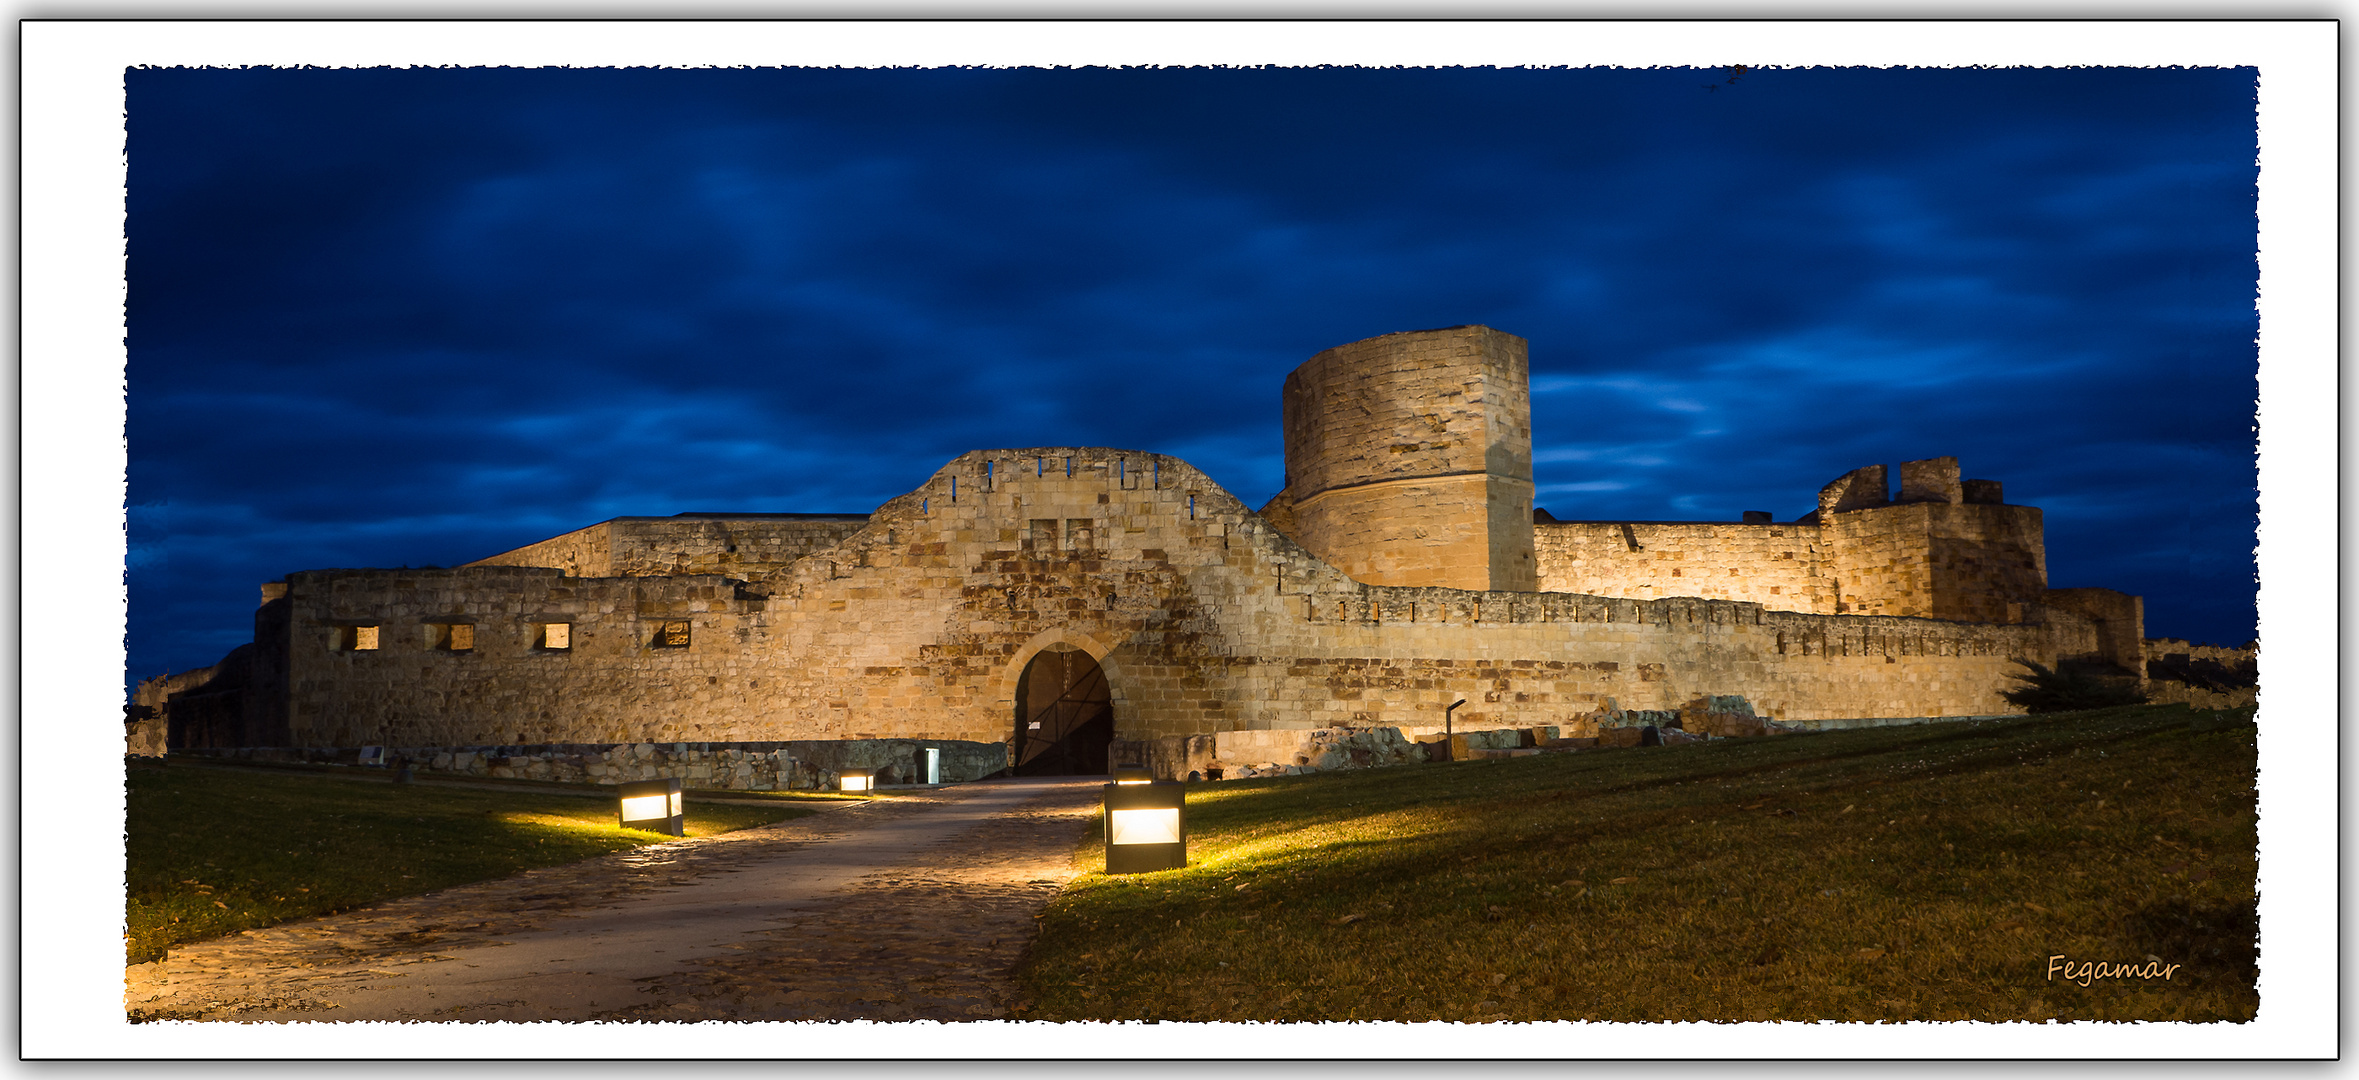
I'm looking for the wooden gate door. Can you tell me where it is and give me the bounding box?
[1011,647,1113,776]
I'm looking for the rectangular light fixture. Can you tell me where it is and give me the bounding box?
[617,777,684,836]
[1103,780,1186,874]
[1108,807,1180,845]
[1112,763,1153,785]
[840,768,876,793]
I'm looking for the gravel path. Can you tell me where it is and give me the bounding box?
[125,777,1105,1023]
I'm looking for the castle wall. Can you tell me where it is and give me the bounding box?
[471,521,617,576]
[1532,521,1833,612]
[1822,502,1936,617]
[134,580,294,748]
[2144,638,2256,666]
[278,566,790,747]
[1924,504,2047,623]
[1528,457,2041,627]
[1812,458,2046,623]
[266,447,2070,753]
[2140,638,2257,710]
[2042,587,2146,673]
[1277,326,1536,591]
[469,516,869,579]
[1821,502,2042,621]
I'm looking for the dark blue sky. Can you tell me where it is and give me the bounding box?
[126,65,2259,686]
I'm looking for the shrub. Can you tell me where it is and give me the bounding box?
[2002,658,2148,713]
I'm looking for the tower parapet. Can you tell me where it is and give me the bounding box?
[1820,456,2048,624]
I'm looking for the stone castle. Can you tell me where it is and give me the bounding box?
[135,326,2235,785]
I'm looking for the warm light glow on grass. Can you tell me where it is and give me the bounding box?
[125,767,816,965]
[1024,704,2260,1024]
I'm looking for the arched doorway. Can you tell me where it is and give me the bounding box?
[1011,646,1113,776]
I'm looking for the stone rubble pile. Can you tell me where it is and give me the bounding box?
[1110,698,1813,781]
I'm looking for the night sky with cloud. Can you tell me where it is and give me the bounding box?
[125,64,2258,688]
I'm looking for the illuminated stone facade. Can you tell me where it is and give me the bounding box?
[141,326,2176,778]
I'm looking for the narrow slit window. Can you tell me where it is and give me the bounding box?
[655,620,691,648]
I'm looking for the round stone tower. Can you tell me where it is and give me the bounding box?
[1269,325,1537,592]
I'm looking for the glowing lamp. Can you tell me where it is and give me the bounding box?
[617,777,684,836]
[1112,764,1153,785]
[839,768,877,793]
[1103,780,1186,874]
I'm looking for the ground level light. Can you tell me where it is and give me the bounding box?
[617,777,684,836]
[1104,779,1186,874]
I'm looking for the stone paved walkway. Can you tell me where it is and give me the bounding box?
[125,777,1105,1023]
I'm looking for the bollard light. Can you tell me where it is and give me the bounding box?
[1112,764,1153,785]
[618,777,684,836]
[1104,779,1186,874]
[839,768,876,793]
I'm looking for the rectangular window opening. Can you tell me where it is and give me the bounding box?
[539,622,572,650]
[348,625,380,651]
[655,620,691,648]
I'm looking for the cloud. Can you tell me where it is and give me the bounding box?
[122,65,2260,683]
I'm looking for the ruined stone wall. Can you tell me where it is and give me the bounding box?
[2144,638,2256,666]
[126,720,166,757]
[2041,587,2146,673]
[1532,521,1833,612]
[133,659,229,715]
[2140,638,2257,710]
[1277,326,1536,591]
[468,517,868,580]
[471,521,617,577]
[262,446,2086,755]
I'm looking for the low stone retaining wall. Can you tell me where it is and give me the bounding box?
[171,738,1010,790]
[2144,683,2256,710]
[1774,713,2016,731]
[1113,727,1432,781]
[1110,701,2022,781]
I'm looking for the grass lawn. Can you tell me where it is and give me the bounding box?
[1016,704,2257,1023]
[125,764,834,964]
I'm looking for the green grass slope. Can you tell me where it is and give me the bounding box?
[1018,704,2258,1023]
[125,764,824,964]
